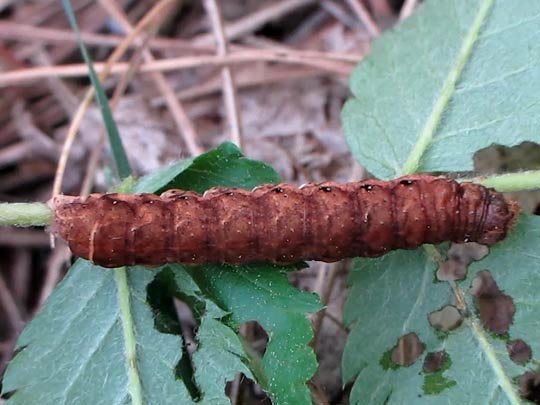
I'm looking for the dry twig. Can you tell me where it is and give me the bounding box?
[99,0,202,156]
[51,0,175,197]
[194,0,317,44]
[203,0,243,149]
[399,0,418,20]
[345,0,381,37]
[0,49,357,88]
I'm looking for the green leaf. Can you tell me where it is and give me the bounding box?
[342,0,540,179]
[149,260,321,404]
[62,0,131,179]
[3,142,320,404]
[2,261,195,405]
[343,215,540,404]
[132,158,195,194]
[186,263,322,405]
[191,318,254,405]
[134,141,281,194]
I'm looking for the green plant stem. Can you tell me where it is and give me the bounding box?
[115,267,143,405]
[466,170,540,192]
[0,202,52,227]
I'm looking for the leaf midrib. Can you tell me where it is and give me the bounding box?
[115,268,143,405]
[466,317,521,404]
[401,0,496,175]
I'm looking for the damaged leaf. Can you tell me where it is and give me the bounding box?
[507,339,532,365]
[470,270,515,335]
[428,305,463,332]
[518,372,540,404]
[391,332,425,367]
[342,0,540,403]
[343,214,540,404]
[422,351,456,395]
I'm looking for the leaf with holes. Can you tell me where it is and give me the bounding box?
[341,0,540,403]
[342,0,540,179]
[343,215,540,403]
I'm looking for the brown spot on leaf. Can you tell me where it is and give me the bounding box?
[448,243,489,264]
[507,339,532,365]
[437,260,467,282]
[423,351,447,373]
[391,332,425,367]
[519,371,540,404]
[437,243,489,281]
[470,270,515,335]
[429,305,463,332]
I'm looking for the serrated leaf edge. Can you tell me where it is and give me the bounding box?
[401,0,496,175]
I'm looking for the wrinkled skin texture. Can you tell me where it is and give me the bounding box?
[51,175,519,268]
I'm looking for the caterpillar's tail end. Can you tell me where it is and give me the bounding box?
[48,195,96,262]
[478,194,520,246]
[48,195,85,238]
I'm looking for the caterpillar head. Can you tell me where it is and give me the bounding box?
[477,192,520,246]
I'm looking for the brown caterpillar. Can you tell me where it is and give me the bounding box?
[51,175,519,268]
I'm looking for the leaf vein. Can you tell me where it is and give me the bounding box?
[456,65,534,94]
[61,310,120,401]
[434,115,511,141]
[27,271,111,363]
[481,12,540,39]
[115,268,143,405]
